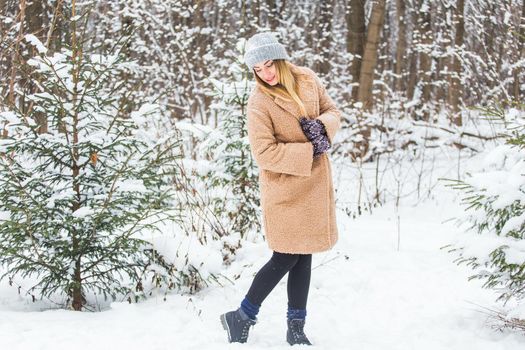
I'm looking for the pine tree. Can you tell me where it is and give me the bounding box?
[0,24,182,311]
[444,100,525,324]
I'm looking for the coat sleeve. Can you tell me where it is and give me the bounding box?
[309,70,342,145]
[247,103,314,177]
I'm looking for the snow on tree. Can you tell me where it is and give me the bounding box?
[173,38,262,263]
[445,102,525,331]
[0,29,183,311]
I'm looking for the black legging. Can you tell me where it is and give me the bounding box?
[245,251,312,310]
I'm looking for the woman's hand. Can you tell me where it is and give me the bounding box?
[299,117,326,140]
[299,117,331,157]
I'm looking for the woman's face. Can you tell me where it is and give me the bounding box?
[253,60,278,86]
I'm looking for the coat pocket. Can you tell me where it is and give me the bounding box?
[266,201,327,237]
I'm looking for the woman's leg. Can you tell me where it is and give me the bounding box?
[242,251,300,319]
[287,254,312,318]
[220,252,300,343]
[286,254,313,345]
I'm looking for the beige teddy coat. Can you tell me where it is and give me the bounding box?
[246,63,342,254]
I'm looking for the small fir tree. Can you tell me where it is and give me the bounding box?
[0,27,182,310]
[444,101,525,331]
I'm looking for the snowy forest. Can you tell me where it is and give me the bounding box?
[0,0,524,349]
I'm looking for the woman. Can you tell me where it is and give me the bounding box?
[220,32,342,345]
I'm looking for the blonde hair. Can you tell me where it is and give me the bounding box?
[253,60,307,116]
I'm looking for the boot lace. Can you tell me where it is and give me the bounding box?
[240,320,255,340]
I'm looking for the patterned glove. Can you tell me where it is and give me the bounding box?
[310,133,331,157]
[299,117,331,157]
[299,117,326,140]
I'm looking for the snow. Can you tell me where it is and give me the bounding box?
[0,111,20,124]
[130,103,159,127]
[115,179,148,193]
[24,34,48,54]
[176,120,215,139]
[466,145,525,211]
[1,102,524,348]
[1,184,524,348]
[71,207,95,218]
[146,222,225,279]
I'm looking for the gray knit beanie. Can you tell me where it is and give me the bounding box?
[244,32,290,70]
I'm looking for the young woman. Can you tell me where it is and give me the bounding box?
[220,32,342,346]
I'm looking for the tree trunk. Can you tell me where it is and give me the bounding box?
[355,0,386,159]
[241,0,247,29]
[26,0,48,133]
[346,0,366,102]
[316,0,333,75]
[406,3,419,103]
[45,0,65,53]
[71,0,84,311]
[9,0,25,107]
[514,0,525,101]
[482,2,496,96]
[448,0,464,125]
[252,0,261,27]
[194,1,215,126]
[357,0,386,110]
[25,0,44,39]
[0,0,14,138]
[418,0,432,121]
[434,3,448,104]
[267,0,283,31]
[394,0,406,92]
[376,0,391,106]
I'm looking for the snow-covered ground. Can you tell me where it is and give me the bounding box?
[1,152,524,349]
[1,193,524,349]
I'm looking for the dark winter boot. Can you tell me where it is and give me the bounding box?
[220,308,257,343]
[286,318,312,346]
